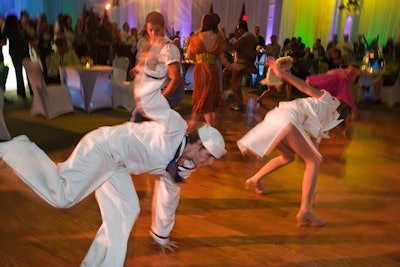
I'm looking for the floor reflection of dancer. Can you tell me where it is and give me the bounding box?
[237,57,352,227]
[0,47,227,266]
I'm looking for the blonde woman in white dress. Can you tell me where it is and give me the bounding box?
[237,57,352,227]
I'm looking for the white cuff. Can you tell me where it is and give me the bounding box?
[150,230,169,246]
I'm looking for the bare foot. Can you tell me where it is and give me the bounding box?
[245,178,269,194]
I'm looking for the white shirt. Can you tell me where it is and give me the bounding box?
[93,64,187,177]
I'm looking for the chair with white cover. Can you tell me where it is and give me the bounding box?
[111,57,135,111]
[0,89,11,140]
[380,78,400,107]
[22,59,73,119]
[60,66,86,110]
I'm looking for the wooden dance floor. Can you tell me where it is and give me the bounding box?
[0,88,399,266]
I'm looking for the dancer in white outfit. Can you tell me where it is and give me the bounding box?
[130,11,184,122]
[237,57,352,227]
[0,49,226,266]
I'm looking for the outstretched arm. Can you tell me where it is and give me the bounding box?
[267,57,323,98]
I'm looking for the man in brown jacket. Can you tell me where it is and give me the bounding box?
[230,20,258,111]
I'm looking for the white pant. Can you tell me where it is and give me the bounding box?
[2,136,140,267]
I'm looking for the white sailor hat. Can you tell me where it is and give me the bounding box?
[198,124,227,159]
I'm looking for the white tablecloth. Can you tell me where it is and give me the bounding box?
[74,65,113,113]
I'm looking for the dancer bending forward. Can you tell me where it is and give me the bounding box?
[0,56,227,266]
[237,57,352,227]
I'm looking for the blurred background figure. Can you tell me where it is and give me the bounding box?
[3,14,32,99]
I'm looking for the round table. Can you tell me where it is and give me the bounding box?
[74,65,113,112]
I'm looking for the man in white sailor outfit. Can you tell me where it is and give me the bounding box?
[0,49,227,267]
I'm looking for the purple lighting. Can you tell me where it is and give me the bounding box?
[344,16,353,40]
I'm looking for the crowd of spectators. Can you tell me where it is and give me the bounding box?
[1,7,399,105]
[0,8,185,101]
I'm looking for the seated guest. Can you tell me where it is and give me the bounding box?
[353,34,366,61]
[290,52,312,80]
[336,34,354,64]
[254,26,265,48]
[265,34,281,58]
[47,37,80,83]
[312,38,326,60]
[327,48,344,70]
[118,22,132,58]
[359,62,399,104]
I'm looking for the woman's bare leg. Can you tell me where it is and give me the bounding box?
[245,124,324,226]
[281,125,324,226]
[188,112,200,132]
[204,112,216,126]
[256,85,275,104]
[245,141,295,194]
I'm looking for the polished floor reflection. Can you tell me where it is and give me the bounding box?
[0,88,399,267]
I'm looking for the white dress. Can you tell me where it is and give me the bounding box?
[237,90,342,158]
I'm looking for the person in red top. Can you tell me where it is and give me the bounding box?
[306,65,361,111]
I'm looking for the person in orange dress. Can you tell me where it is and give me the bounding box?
[187,13,242,129]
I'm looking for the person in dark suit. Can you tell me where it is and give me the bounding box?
[230,20,258,111]
[0,14,11,103]
[254,26,265,47]
[3,14,32,99]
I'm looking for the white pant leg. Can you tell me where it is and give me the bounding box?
[150,175,180,245]
[57,132,115,207]
[2,134,115,208]
[2,136,68,207]
[81,166,140,267]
